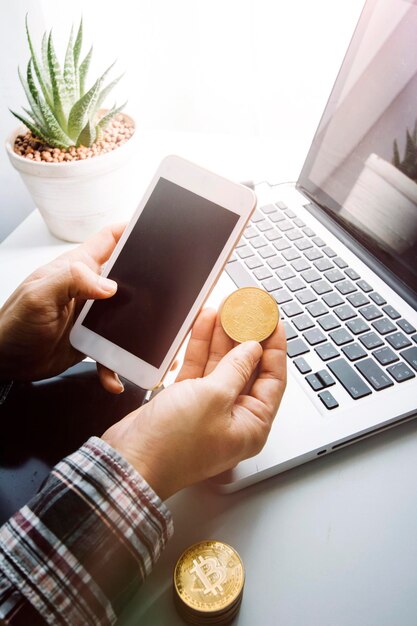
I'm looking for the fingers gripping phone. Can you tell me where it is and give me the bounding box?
[70,155,256,389]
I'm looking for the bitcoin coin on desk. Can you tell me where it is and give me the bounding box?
[173,540,245,625]
[220,287,279,343]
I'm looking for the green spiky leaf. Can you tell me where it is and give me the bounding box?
[25,15,53,109]
[77,119,96,146]
[19,64,44,127]
[37,98,73,148]
[63,25,76,105]
[10,109,48,143]
[96,101,127,132]
[94,74,123,115]
[67,78,101,140]
[47,32,67,130]
[79,46,93,97]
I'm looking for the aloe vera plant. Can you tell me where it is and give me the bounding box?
[392,120,417,184]
[10,16,125,149]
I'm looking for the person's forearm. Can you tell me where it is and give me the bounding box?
[0,437,173,625]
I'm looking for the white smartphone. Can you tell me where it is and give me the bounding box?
[70,155,256,389]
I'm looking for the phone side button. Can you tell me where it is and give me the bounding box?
[225,261,258,288]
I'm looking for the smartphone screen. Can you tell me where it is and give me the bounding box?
[83,177,239,367]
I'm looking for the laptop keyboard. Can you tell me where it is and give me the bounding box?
[226,200,417,410]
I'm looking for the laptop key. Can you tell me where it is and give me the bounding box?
[347,292,369,308]
[327,358,372,399]
[265,230,282,241]
[346,318,370,335]
[345,268,360,280]
[369,292,386,306]
[226,262,257,288]
[257,220,273,232]
[305,373,324,391]
[322,292,344,307]
[301,269,321,283]
[355,358,394,391]
[291,258,311,272]
[329,328,354,346]
[357,279,373,293]
[251,236,268,249]
[295,238,314,251]
[260,203,278,214]
[294,357,312,374]
[359,332,384,350]
[386,332,412,350]
[283,321,298,341]
[397,319,416,335]
[245,256,263,270]
[273,238,291,252]
[334,304,356,321]
[251,210,265,222]
[259,246,277,259]
[333,257,348,269]
[284,209,296,219]
[275,200,288,210]
[282,248,301,262]
[312,236,326,247]
[341,343,367,361]
[315,342,340,361]
[267,255,286,270]
[372,346,398,366]
[281,301,304,317]
[303,328,326,345]
[324,269,344,283]
[278,220,294,232]
[293,217,305,228]
[286,229,303,241]
[382,304,400,320]
[293,314,315,331]
[287,338,310,358]
[276,266,295,280]
[270,212,287,223]
[359,304,382,321]
[261,277,281,292]
[273,289,293,305]
[312,280,332,295]
[400,346,417,371]
[387,362,415,382]
[254,266,273,281]
[318,314,340,331]
[335,280,357,295]
[304,248,323,261]
[316,369,336,387]
[303,227,316,238]
[318,390,339,409]
[286,277,305,292]
[296,289,317,305]
[412,334,417,344]
[371,318,396,335]
[306,301,328,317]
[237,245,254,259]
[314,257,333,272]
[323,246,336,258]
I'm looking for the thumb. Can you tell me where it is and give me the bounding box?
[46,261,117,305]
[208,341,263,398]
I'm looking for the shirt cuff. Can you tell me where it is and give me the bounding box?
[0,436,174,625]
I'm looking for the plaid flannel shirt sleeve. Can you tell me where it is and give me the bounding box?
[0,436,174,625]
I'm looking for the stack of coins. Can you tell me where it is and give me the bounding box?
[220,287,279,343]
[173,540,245,625]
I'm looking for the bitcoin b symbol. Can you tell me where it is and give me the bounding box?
[189,555,227,596]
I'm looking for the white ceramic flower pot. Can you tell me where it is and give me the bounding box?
[5,113,139,242]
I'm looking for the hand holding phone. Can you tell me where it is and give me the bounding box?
[70,155,256,389]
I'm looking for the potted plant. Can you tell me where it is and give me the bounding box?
[343,123,417,254]
[6,17,137,242]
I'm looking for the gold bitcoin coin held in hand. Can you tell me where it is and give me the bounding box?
[220,287,279,343]
[173,540,245,625]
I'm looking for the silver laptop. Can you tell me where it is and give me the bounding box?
[212,0,417,492]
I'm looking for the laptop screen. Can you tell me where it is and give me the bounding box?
[298,0,417,306]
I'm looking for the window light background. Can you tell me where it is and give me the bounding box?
[1,0,364,239]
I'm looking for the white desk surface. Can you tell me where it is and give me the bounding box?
[1,131,417,626]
